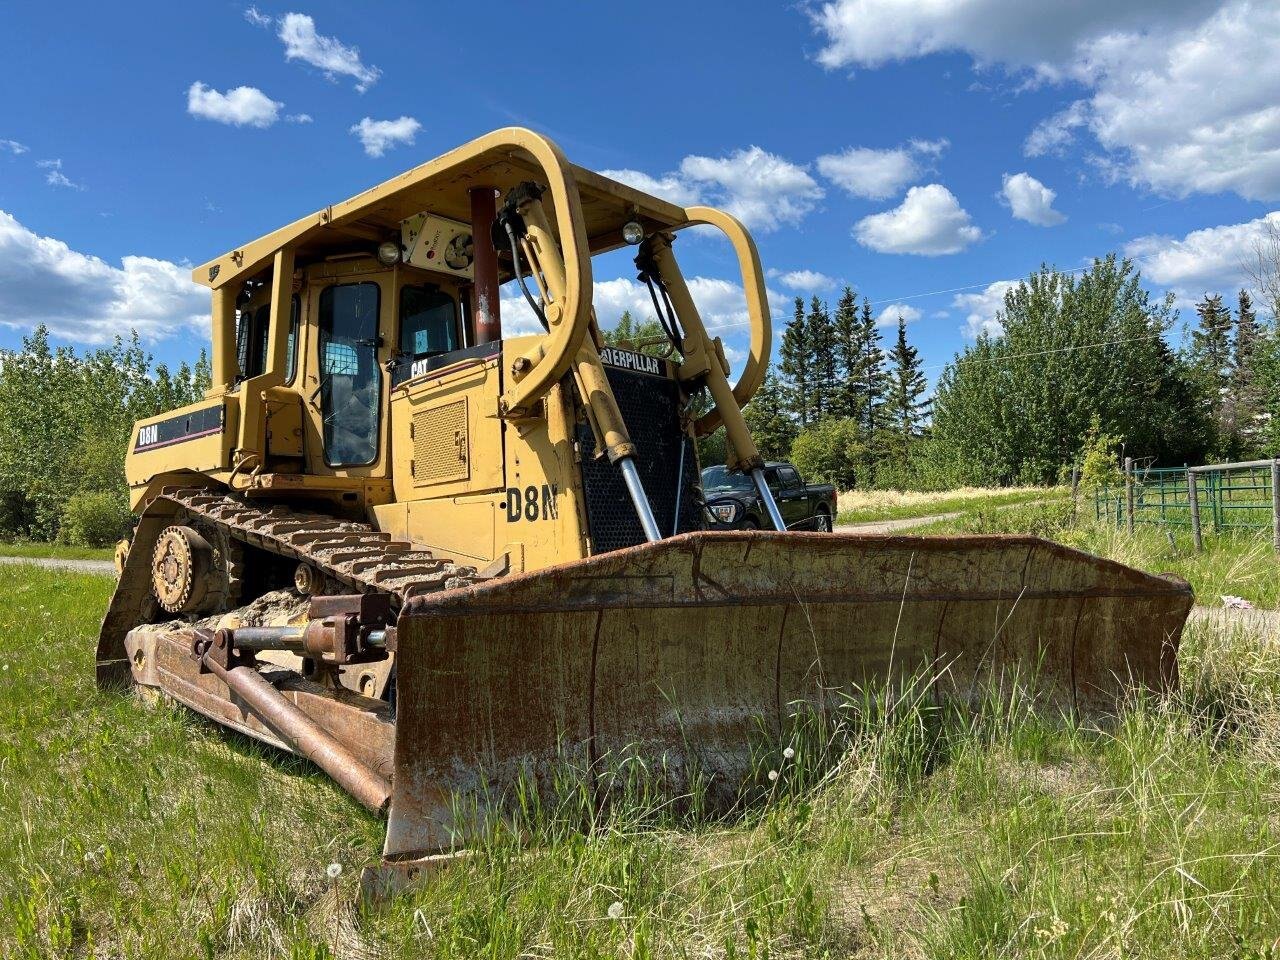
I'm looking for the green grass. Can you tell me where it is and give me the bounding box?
[3,564,1280,958]
[836,487,1063,526]
[924,498,1280,610]
[0,540,115,561]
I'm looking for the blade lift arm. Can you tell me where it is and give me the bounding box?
[636,231,787,532]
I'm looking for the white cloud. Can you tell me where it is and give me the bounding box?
[0,209,207,343]
[810,0,1280,202]
[598,168,701,207]
[909,137,949,158]
[1001,172,1065,226]
[349,116,421,158]
[853,184,983,255]
[278,13,380,92]
[599,147,821,232]
[244,5,272,27]
[187,81,282,128]
[817,138,948,200]
[807,0,1214,75]
[1024,101,1089,158]
[286,113,313,124]
[45,170,79,190]
[678,147,823,232]
[37,159,83,191]
[953,280,1017,338]
[770,269,838,292]
[875,303,923,327]
[1078,3,1280,201]
[500,275,790,341]
[1126,211,1280,302]
[0,139,27,156]
[817,147,917,201]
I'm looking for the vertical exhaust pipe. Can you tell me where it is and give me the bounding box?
[470,186,501,344]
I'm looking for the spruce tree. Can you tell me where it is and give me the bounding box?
[1232,289,1262,452]
[832,286,861,419]
[806,296,837,420]
[885,315,929,466]
[1192,292,1233,395]
[779,296,813,427]
[855,297,888,449]
[1192,292,1235,455]
[742,370,796,461]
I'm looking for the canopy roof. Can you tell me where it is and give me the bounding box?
[192,128,690,290]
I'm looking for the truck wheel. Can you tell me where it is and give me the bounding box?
[813,510,833,532]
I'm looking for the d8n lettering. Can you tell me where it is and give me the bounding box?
[505,484,558,522]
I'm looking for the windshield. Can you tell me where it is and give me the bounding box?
[399,284,458,359]
[701,465,755,494]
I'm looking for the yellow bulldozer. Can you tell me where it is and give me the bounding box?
[99,128,1192,882]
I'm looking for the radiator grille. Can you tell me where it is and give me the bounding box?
[577,368,703,554]
[412,399,469,486]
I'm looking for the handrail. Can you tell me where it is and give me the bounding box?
[490,131,593,417]
[192,127,592,420]
[677,206,771,435]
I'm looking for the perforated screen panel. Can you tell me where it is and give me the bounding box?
[577,368,703,554]
[412,399,469,486]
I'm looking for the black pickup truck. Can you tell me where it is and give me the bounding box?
[701,462,838,532]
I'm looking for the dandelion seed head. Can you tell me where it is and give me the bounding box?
[607,900,624,920]
[782,747,794,760]
[768,769,779,781]
[326,862,343,879]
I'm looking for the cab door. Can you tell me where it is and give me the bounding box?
[312,279,385,472]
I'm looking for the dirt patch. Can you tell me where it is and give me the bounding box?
[195,589,308,630]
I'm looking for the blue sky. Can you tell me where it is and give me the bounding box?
[2,0,1277,386]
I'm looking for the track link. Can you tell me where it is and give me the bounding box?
[161,487,480,605]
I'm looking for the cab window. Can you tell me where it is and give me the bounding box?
[777,466,800,489]
[399,284,459,359]
[235,296,300,382]
[283,296,300,383]
[235,304,268,380]
[319,283,381,466]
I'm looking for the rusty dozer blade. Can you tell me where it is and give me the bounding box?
[385,530,1192,859]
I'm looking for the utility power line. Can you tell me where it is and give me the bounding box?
[919,331,1168,374]
[700,250,1186,338]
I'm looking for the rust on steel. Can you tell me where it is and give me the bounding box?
[384,530,1192,857]
[125,625,395,778]
[98,488,479,690]
[197,632,391,814]
[469,186,501,344]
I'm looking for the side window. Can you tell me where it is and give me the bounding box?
[235,295,299,382]
[319,283,382,467]
[764,468,781,492]
[235,304,268,381]
[778,467,800,489]
[284,295,300,384]
[399,284,459,359]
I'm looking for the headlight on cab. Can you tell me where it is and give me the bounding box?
[710,503,738,524]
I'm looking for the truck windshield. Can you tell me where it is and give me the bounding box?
[701,465,755,493]
[319,282,381,466]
